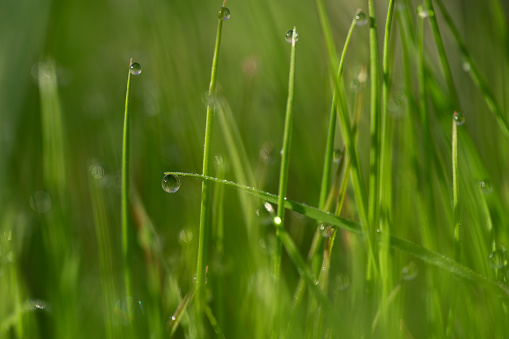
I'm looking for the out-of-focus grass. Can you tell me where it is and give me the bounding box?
[1,0,509,338]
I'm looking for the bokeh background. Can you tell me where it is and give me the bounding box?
[1,0,509,337]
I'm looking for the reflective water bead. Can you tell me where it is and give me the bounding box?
[333,149,343,163]
[285,29,299,44]
[355,11,368,26]
[30,191,52,213]
[454,112,465,126]
[129,62,142,75]
[479,180,493,194]
[319,223,332,238]
[218,7,230,20]
[161,174,181,193]
[336,274,351,290]
[417,5,429,18]
[488,250,507,269]
[401,262,418,281]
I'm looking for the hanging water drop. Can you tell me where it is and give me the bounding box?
[401,262,418,281]
[454,112,465,126]
[285,29,299,44]
[355,11,368,26]
[319,223,332,238]
[217,7,230,20]
[129,62,142,75]
[162,174,181,193]
[488,250,507,269]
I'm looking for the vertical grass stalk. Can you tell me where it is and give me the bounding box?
[196,1,227,321]
[121,58,134,321]
[273,26,297,281]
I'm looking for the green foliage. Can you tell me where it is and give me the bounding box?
[1,0,509,338]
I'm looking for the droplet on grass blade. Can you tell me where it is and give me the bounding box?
[479,180,493,194]
[454,112,465,126]
[488,250,507,269]
[333,149,343,163]
[162,174,181,193]
[336,274,351,291]
[129,62,142,75]
[30,191,52,214]
[355,11,368,26]
[319,223,332,238]
[401,262,418,281]
[285,29,299,44]
[217,7,230,20]
[417,4,430,18]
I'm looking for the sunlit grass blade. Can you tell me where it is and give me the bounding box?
[167,288,195,337]
[165,171,509,298]
[196,1,229,322]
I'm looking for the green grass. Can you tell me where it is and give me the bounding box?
[2,0,509,338]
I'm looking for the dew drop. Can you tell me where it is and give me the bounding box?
[333,149,343,163]
[129,62,142,76]
[479,179,493,194]
[273,216,282,225]
[30,191,52,214]
[285,29,299,44]
[336,274,351,291]
[171,315,176,321]
[217,7,230,20]
[162,174,181,193]
[454,112,465,126]
[355,11,368,26]
[401,262,418,281]
[89,163,105,179]
[319,223,332,238]
[314,280,319,286]
[179,229,193,244]
[462,61,471,72]
[488,250,507,269]
[350,79,360,91]
[417,4,430,18]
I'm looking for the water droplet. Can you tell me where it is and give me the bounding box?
[454,112,465,126]
[417,4,430,18]
[171,315,176,321]
[179,229,193,244]
[349,79,359,91]
[479,180,493,194]
[129,62,142,75]
[314,280,319,286]
[319,223,332,238]
[162,174,181,193]
[114,296,143,326]
[333,149,343,163]
[28,299,51,311]
[217,7,230,20]
[214,155,224,166]
[30,191,52,214]
[401,262,418,281]
[336,274,351,290]
[273,216,282,225]
[285,29,299,44]
[355,11,368,26]
[89,163,105,179]
[462,61,471,72]
[488,250,507,269]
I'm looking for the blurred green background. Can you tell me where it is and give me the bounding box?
[1,0,509,337]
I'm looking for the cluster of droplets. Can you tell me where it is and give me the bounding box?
[129,62,142,76]
[218,7,230,20]
[355,11,368,26]
[454,112,465,126]
[285,29,299,44]
[162,173,181,193]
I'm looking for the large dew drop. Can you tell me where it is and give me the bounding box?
[161,174,181,193]
[285,29,299,44]
[217,7,230,20]
[488,250,507,269]
[454,112,465,126]
[129,62,142,76]
[355,11,368,26]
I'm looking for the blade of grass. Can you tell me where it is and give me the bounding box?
[434,0,509,139]
[121,58,135,322]
[168,171,509,300]
[196,1,229,324]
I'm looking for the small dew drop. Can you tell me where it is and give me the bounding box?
[319,223,332,238]
[350,79,360,91]
[171,315,176,321]
[488,250,507,269]
[129,62,142,75]
[273,216,282,225]
[355,11,368,26]
[417,4,431,18]
[333,149,343,163]
[218,7,230,20]
[89,163,105,179]
[162,174,181,193]
[401,262,418,281]
[336,274,351,291]
[314,280,319,286]
[479,180,493,194]
[30,191,52,214]
[285,29,299,44]
[454,112,465,126]
[179,229,193,244]
[462,61,471,72]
